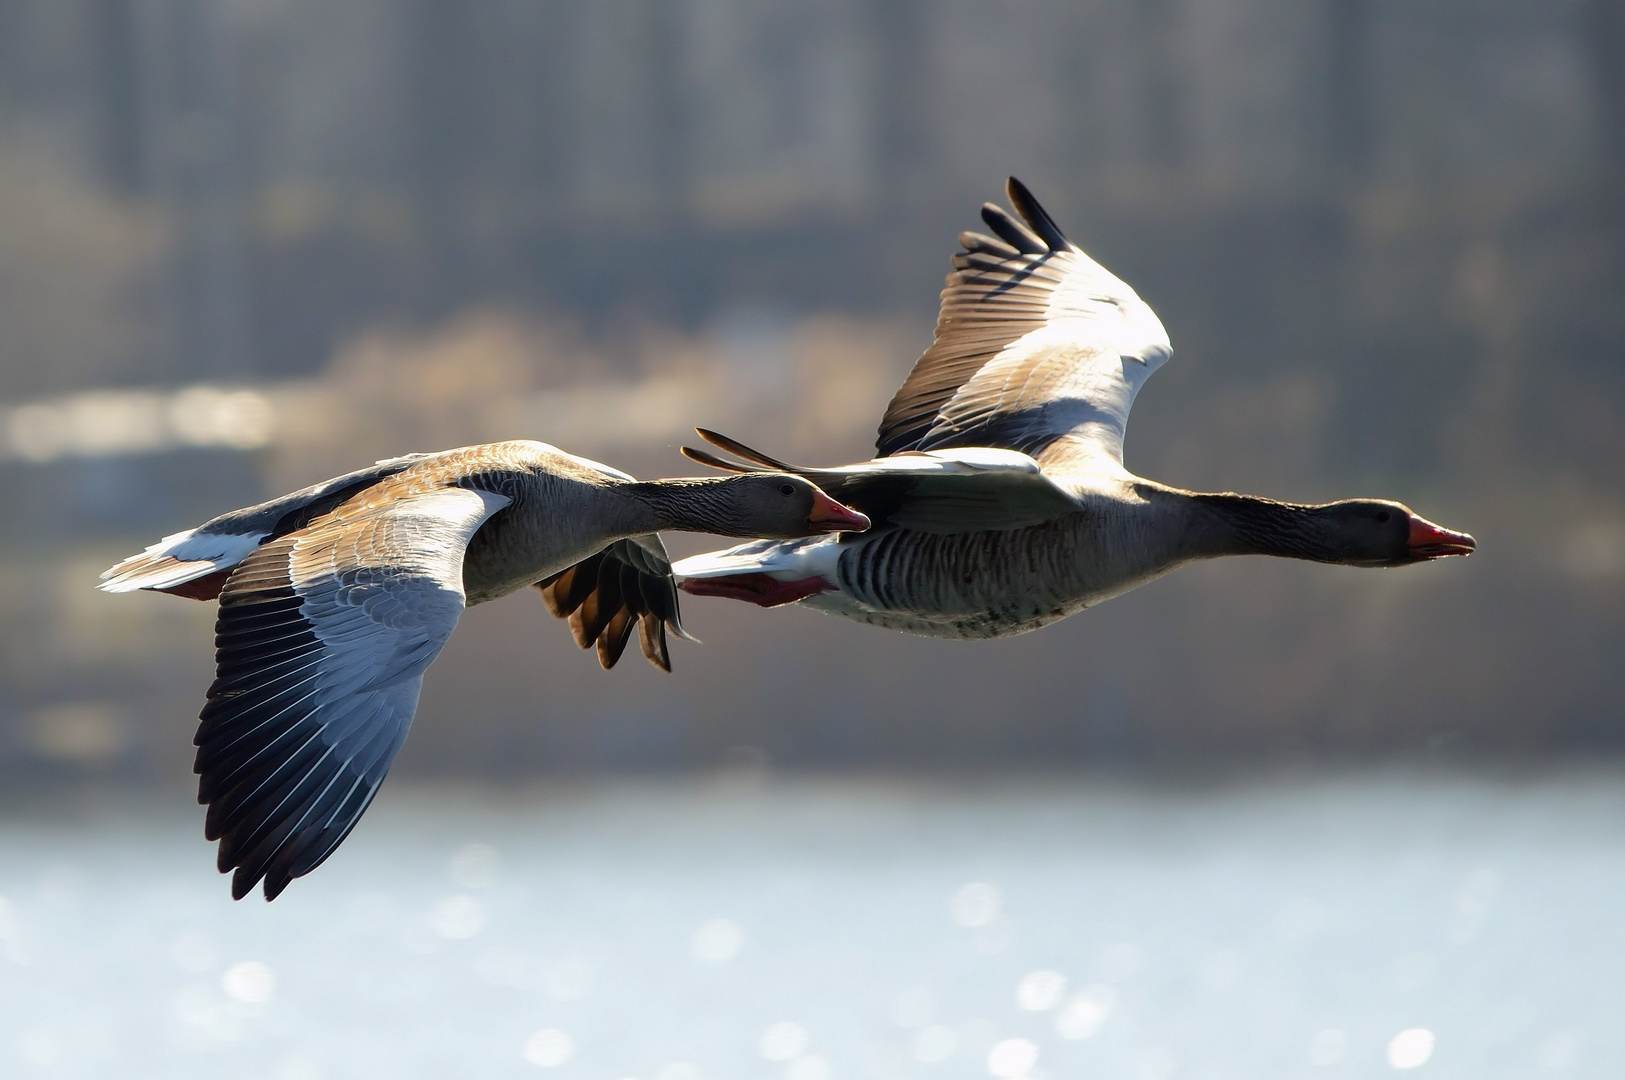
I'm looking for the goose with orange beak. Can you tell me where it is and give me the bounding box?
[674,178,1474,640]
[98,441,868,900]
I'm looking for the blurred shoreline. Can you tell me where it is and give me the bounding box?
[0,1,1620,777]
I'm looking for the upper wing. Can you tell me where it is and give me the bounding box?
[196,482,509,900]
[875,178,1171,469]
[99,452,436,599]
[683,430,1078,534]
[536,535,692,672]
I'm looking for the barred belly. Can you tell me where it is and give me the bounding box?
[815,519,1101,640]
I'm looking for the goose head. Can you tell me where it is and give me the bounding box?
[699,473,871,539]
[1314,500,1477,567]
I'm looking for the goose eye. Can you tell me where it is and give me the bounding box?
[1375,510,1392,524]
[779,484,795,497]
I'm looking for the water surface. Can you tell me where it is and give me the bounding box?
[0,772,1617,1079]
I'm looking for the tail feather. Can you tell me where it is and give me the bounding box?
[99,527,265,596]
[671,536,836,582]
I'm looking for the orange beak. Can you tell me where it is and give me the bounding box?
[1407,514,1476,560]
[806,490,870,533]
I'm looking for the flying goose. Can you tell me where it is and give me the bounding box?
[100,440,869,899]
[673,179,1474,639]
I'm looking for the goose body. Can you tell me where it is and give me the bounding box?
[101,439,867,899]
[674,180,1475,639]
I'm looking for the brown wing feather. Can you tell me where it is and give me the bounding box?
[534,538,685,672]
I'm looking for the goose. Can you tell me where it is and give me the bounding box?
[100,440,869,899]
[673,178,1474,639]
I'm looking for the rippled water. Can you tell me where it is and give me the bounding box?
[0,772,1620,1079]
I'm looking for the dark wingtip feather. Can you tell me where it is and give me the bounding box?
[681,446,752,473]
[959,230,1021,259]
[534,572,569,618]
[570,558,624,652]
[979,203,1046,254]
[694,429,800,472]
[557,554,604,619]
[566,604,597,650]
[638,614,671,672]
[596,608,636,669]
[1004,177,1071,252]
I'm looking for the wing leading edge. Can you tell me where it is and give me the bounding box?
[875,177,1171,470]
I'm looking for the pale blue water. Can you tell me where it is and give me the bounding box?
[0,772,1620,1079]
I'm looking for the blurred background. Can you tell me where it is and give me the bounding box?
[0,1,1622,1077]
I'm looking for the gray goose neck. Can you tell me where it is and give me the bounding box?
[1187,492,1342,562]
[620,478,746,535]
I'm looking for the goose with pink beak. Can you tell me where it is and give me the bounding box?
[674,178,1474,639]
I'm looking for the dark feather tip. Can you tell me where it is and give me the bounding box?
[681,446,750,473]
[1004,177,1071,252]
[980,203,1046,254]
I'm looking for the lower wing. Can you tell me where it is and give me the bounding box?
[196,484,508,900]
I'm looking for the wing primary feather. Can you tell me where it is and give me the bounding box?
[570,557,623,650]
[637,614,670,672]
[618,562,648,617]
[680,445,757,473]
[980,203,1046,254]
[553,553,605,622]
[264,781,381,898]
[959,230,1021,259]
[262,773,366,890]
[694,429,805,472]
[228,748,350,892]
[535,570,568,617]
[1005,176,1072,252]
[596,608,636,669]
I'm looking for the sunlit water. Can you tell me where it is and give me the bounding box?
[0,772,1620,1079]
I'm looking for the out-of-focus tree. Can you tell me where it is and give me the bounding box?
[0,133,160,397]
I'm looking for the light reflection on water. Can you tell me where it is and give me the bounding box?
[0,773,1619,1079]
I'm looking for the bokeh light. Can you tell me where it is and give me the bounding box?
[986,1037,1037,1078]
[221,961,275,1004]
[448,843,502,889]
[1015,969,1067,1011]
[1388,1028,1436,1069]
[1055,985,1117,1040]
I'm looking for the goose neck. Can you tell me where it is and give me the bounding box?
[1185,492,1337,562]
[618,478,740,535]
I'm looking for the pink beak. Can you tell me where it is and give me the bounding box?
[806,490,870,533]
[1407,514,1476,560]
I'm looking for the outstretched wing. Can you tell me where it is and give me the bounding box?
[875,178,1171,470]
[683,429,1077,534]
[99,452,436,599]
[536,535,692,672]
[196,482,510,900]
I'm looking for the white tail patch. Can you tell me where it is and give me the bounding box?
[99,527,266,593]
[672,536,840,584]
